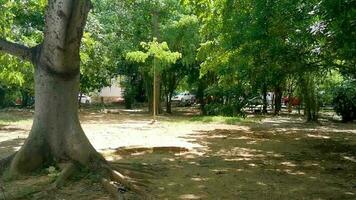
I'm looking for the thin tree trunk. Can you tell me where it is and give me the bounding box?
[274,86,283,115]
[78,92,83,108]
[152,10,162,116]
[155,74,162,115]
[20,90,29,108]
[262,85,268,114]
[301,75,319,122]
[166,93,172,114]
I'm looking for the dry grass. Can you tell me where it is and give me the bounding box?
[0,108,355,199]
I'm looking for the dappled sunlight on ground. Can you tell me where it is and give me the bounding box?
[105,115,355,199]
[0,108,355,199]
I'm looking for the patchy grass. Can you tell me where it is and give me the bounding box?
[189,115,262,125]
[190,115,246,124]
[0,109,33,126]
[0,107,355,199]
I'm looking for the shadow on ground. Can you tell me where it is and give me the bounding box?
[1,108,355,199]
[0,138,24,159]
[111,120,356,199]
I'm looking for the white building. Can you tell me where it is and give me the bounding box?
[96,77,124,103]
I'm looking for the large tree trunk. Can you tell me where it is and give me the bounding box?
[4,0,101,177]
[9,65,104,176]
[0,0,145,198]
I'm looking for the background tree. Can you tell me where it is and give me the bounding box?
[161,15,200,113]
[126,39,181,118]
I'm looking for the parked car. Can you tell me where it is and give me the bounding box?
[246,97,264,112]
[171,92,196,106]
[78,94,91,104]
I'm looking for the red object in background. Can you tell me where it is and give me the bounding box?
[15,98,22,105]
[284,97,300,106]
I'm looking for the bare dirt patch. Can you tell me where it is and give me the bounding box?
[0,109,355,199]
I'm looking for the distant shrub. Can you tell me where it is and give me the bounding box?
[204,102,246,117]
[333,80,356,122]
[0,87,18,108]
[203,84,249,117]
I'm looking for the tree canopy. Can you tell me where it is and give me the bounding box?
[1,0,355,119]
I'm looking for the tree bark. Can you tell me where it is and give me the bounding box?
[301,74,319,122]
[0,39,35,62]
[0,1,145,198]
[274,85,283,115]
[9,65,104,176]
[166,92,172,114]
[262,85,268,114]
[0,0,109,177]
[155,75,162,114]
[152,10,162,116]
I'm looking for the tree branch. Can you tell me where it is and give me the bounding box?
[0,39,34,62]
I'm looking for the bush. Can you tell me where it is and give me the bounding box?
[204,102,246,117]
[203,84,249,117]
[0,86,19,108]
[332,80,356,122]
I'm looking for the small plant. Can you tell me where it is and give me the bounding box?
[47,166,60,178]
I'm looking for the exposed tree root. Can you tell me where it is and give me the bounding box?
[0,154,150,199]
[1,135,150,199]
[101,178,125,200]
[52,162,78,188]
[110,168,146,195]
[91,162,149,199]
[55,161,150,199]
[0,154,16,177]
[0,181,5,200]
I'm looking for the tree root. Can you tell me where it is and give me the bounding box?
[101,178,125,200]
[0,154,16,177]
[0,181,5,200]
[100,164,149,199]
[52,162,78,188]
[1,155,150,199]
[48,161,149,199]
[0,177,53,200]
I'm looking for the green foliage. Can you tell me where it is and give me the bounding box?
[80,31,114,94]
[332,80,356,122]
[318,70,344,106]
[1,0,354,120]
[190,115,246,124]
[183,0,356,118]
[47,166,60,178]
[126,38,181,72]
[203,83,250,117]
[121,77,137,109]
[320,0,356,77]
[126,51,149,63]
[0,0,44,107]
[163,15,200,66]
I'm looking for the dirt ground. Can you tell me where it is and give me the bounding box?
[0,108,355,199]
